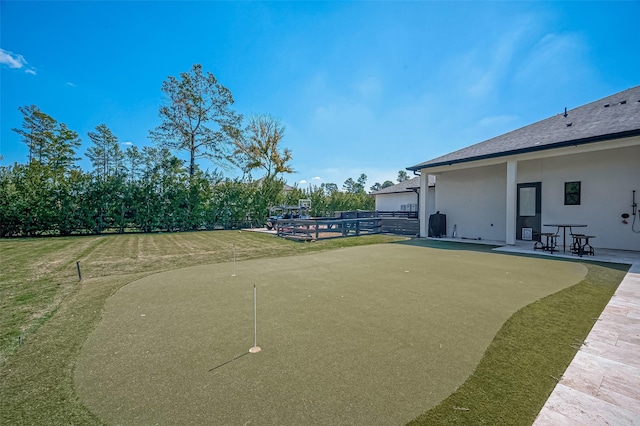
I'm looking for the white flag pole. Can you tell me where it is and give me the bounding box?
[249,284,261,353]
[232,244,236,277]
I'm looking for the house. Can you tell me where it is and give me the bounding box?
[372,176,436,217]
[407,85,640,251]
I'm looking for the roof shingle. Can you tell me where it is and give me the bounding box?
[371,175,435,195]
[408,85,640,171]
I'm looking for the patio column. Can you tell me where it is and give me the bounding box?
[419,170,429,237]
[506,160,517,245]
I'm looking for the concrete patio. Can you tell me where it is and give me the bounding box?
[495,239,640,266]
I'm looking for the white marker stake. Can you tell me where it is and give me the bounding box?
[249,284,261,353]
[232,245,236,277]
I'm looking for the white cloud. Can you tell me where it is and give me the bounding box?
[122,141,133,146]
[312,176,321,180]
[0,48,26,68]
[513,33,588,87]
[0,48,36,74]
[313,105,336,122]
[477,115,518,128]
[66,82,77,87]
[299,179,307,184]
[442,16,536,101]
[353,76,383,101]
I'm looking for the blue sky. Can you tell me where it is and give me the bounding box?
[1,1,639,189]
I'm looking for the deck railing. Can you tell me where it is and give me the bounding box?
[276,217,382,240]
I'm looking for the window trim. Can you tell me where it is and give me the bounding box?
[564,181,581,205]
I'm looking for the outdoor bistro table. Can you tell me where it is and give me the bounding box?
[543,224,587,253]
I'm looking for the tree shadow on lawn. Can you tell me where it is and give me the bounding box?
[395,238,498,253]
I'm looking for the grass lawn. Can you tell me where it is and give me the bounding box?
[0,232,629,425]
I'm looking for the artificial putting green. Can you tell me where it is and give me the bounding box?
[74,243,587,425]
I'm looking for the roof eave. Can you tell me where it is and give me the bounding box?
[407,129,640,171]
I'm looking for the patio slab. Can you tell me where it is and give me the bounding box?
[496,239,639,266]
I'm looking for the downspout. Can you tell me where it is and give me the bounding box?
[412,170,420,218]
[412,188,420,217]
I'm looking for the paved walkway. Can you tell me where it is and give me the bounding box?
[533,262,640,425]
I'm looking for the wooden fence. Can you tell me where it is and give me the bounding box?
[274,210,419,240]
[379,217,420,236]
[276,217,382,241]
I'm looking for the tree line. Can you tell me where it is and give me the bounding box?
[0,64,375,237]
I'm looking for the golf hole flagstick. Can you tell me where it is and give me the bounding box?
[232,244,236,277]
[249,284,261,353]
